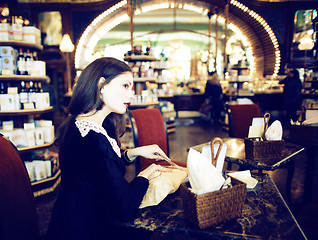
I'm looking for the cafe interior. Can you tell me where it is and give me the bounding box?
[0,0,318,239]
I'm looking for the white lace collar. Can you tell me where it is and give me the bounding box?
[75,119,121,158]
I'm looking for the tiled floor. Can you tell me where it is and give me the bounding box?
[36,115,318,239]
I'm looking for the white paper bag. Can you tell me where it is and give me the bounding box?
[187,148,225,195]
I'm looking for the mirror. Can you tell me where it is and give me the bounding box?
[91,8,252,83]
[38,11,63,46]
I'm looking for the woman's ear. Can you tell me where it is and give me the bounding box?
[99,77,105,92]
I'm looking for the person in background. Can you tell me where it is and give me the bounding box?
[279,68,303,126]
[204,71,224,126]
[47,57,170,240]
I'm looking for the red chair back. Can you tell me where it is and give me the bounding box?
[228,104,261,138]
[129,108,169,172]
[0,134,40,240]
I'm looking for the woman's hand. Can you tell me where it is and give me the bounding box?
[137,163,171,180]
[126,144,169,162]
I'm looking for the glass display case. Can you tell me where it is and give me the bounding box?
[291,9,317,68]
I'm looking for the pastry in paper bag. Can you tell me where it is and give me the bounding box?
[187,148,225,195]
[139,167,187,208]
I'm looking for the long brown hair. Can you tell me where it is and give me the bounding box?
[56,57,132,147]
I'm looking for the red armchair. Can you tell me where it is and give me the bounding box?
[227,103,261,138]
[128,108,186,174]
[0,134,40,240]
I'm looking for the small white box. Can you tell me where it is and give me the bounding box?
[2,120,14,131]
[34,127,45,145]
[0,130,13,142]
[23,34,36,44]
[43,125,54,143]
[0,23,12,41]
[12,23,23,41]
[12,128,27,147]
[44,160,52,177]
[22,26,41,44]
[0,46,15,57]
[31,61,46,76]
[35,92,50,109]
[7,87,18,94]
[24,122,35,130]
[25,129,36,147]
[24,161,36,182]
[1,56,16,75]
[33,161,47,181]
[0,94,19,111]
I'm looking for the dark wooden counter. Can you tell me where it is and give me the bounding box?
[159,93,205,117]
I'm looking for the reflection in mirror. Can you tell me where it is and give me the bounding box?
[92,8,252,84]
[38,11,62,45]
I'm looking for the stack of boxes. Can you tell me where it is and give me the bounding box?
[0,46,17,75]
[0,46,46,76]
[0,18,57,185]
[0,20,41,44]
[0,119,55,148]
[0,83,50,111]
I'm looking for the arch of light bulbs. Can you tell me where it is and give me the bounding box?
[230,0,281,77]
[75,0,279,77]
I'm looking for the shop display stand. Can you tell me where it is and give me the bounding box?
[0,40,60,197]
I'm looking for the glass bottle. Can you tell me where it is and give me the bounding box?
[25,48,33,75]
[19,81,28,109]
[0,82,6,94]
[29,81,37,106]
[17,48,26,75]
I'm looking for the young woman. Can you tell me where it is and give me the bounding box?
[47,57,170,240]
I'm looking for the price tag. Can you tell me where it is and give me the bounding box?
[23,102,35,110]
[7,87,18,94]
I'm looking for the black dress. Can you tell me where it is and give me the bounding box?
[47,120,149,240]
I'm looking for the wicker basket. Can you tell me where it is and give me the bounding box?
[244,138,284,160]
[180,177,246,229]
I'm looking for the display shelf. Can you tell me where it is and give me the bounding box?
[124,55,156,62]
[0,75,48,82]
[32,169,61,198]
[0,39,59,198]
[18,140,55,153]
[133,77,156,83]
[129,101,159,108]
[0,106,53,116]
[0,40,43,50]
[155,81,169,84]
[153,67,168,71]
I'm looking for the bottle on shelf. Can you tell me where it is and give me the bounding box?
[33,51,38,61]
[29,81,37,107]
[0,82,6,94]
[17,48,26,75]
[146,41,152,56]
[19,81,29,109]
[25,48,33,75]
[36,82,43,93]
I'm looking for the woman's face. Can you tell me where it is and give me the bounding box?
[100,72,134,114]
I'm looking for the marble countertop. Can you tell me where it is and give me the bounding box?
[118,173,307,240]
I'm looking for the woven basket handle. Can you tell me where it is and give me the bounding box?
[210,137,223,167]
[262,113,271,141]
